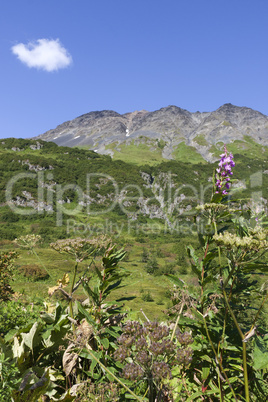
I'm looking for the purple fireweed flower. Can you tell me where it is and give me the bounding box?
[215,145,235,194]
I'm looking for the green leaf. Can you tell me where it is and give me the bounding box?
[12,370,49,402]
[124,393,141,400]
[211,193,223,203]
[90,355,98,374]
[187,245,203,279]
[186,389,220,401]
[203,251,217,265]
[94,285,100,297]
[165,274,185,288]
[202,366,210,381]
[228,364,243,372]
[79,348,102,363]
[105,365,118,382]
[40,312,55,324]
[203,274,214,286]
[50,389,76,401]
[55,314,69,328]
[81,280,99,304]
[21,321,43,352]
[54,303,64,323]
[105,327,120,338]
[94,265,102,281]
[242,263,268,273]
[100,337,109,349]
[197,232,206,247]
[201,354,212,363]
[253,335,268,370]
[187,245,200,267]
[77,303,96,327]
[104,280,123,296]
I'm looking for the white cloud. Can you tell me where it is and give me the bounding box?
[11,38,72,72]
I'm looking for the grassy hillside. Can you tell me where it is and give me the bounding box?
[105,138,166,166]
[81,133,268,165]
[172,141,207,163]
[0,137,267,239]
[0,137,267,317]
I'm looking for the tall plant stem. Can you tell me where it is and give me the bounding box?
[222,288,249,402]
[148,375,155,402]
[201,314,238,401]
[242,343,249,402]
[171,303,185,342]
[213,220,222,267]
[32,248,51,278]
[200,241,210,314]
[69,261,78,332]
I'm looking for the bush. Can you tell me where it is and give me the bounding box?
[16,264,49,281]
[0,353,20,401]
[0,211,19,223]
[157,262,176,275]
[140,247,149,262]
[141,291,154,302]
[145,256,159,275]
[0,251,17,301]
[0,299,41,336]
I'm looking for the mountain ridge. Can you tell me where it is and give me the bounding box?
[33,104,268,162]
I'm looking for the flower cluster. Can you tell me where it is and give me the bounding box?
[114,320,193,386]
[122,363,143,381]
[175,330,194,346]
[50,236,110,262]
[213,230,268,252]
[176,347,194,366]
[215,145,235,195]
[196,203,236,212]
[14,234,41,249]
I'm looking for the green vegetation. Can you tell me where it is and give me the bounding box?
[227,135,268,160]
[209,143,220,157]
[0,137,268,400]
[193,134,208,146]
[222,120,231,126]
[1,189,267,400]
[0,251,17,301]
[106,138,165,166]
[172,141,207,163]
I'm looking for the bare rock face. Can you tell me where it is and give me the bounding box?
[33,104,268,161]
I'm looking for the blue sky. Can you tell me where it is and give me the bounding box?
[1,0,268,139]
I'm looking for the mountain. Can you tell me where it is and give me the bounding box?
[33,104,268,163]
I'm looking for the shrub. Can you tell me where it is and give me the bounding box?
[0,211,19,223]
[0,353,20,401]
[145,256,159,275]
[0,299,40,336]
[140,247,149,262]
[0,251,17,301]
[158,262,176,275]
[16,264,49,281]
[141,291,154,302]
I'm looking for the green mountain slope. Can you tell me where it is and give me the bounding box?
[0,138,267,243]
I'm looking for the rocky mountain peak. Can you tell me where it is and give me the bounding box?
[33,104,268,162]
